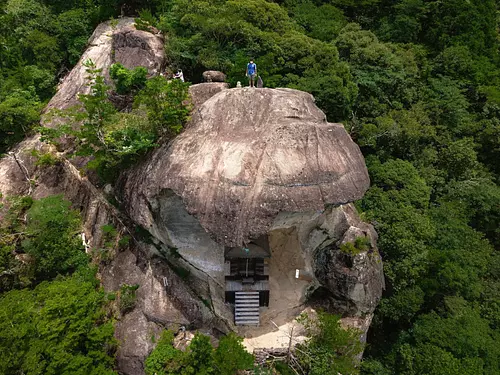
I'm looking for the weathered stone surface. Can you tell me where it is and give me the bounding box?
[189,82,229,109]
[120,87,382,348]
[123,87,370,247]
[311,204,384,317]
[202,70,227,82]
[101,247,221,374]
[43,18,164,125]
[112,26,164,73]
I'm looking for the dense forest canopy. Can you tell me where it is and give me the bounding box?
[1,0,500,374]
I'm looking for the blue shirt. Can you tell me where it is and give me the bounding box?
[247,62,256,75]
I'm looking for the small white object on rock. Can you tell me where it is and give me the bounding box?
[103,184,114,195]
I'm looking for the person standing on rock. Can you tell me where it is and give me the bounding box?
[173,69,184,82]
[246,60,257,87]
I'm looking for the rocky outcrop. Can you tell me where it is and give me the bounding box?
[313,204,384,317]
[43,18,164,124]
[124,87,370,248]
[121,87,382,347]
[202,70,227,82]
[188,82,229,109]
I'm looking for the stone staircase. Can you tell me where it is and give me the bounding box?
[234,291,260,326]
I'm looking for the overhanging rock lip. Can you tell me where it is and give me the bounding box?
[124,87,370,247]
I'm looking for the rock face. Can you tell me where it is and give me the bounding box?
[124,87,370,247]
[43,18,164,121]
[188,82,229,109]
[202,70,227,82]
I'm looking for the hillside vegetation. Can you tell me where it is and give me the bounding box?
[1,0,500,374]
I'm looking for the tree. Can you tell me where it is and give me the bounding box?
[0,271,117,375]
[40,60,191,181]
[295,312,364,375]
[23,195,88,281]
[0,89,42,153]
[145,330,253,375]
[213,333,253,375]
[135,77,191,134]
[109,63,148,94]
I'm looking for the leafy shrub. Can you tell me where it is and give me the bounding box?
[135,77,191,134]
[0,89,43,153]
[135,9,158,31]
[23,195,88,282]
[295,312,363,375]
[145,330,253,375]
[213,332,254,375]
[31,149,60,166]
[340,236,371,255]
[40,60,191,181]
[110,63,148,94]
[145,330,185,375]
[119,283,140,314]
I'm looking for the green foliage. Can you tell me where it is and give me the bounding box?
[0,193,117,374]
[135,77,191,134]
[0,89,43,153]
[135,8,158,31]
[31,149,60,166]
[213,333,254,375]
[0,271,117,375]
[285,1,347,42]
[119,283,139,314]
[296,311,364,375]
[23,195,88,281]
[109,63,148,94]
[0,0,97,152]
[40,60,191,181]
[340,236,370,255]
[145,330,184,375]
[0,195,87,290]
[145,330,253,375]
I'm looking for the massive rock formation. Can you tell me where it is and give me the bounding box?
[0,18,384,375]
[122,87,384,339]
[124,88,370,247]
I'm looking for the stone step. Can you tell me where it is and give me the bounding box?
[236,312,260,317]
[235,291,260,295]
[235,319,259,323]
[235,306,259,311]
[236,295,260,300]
[235,291,260,326]
[236,302,259,306]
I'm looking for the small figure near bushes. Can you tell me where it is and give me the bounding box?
[173,69,185,82]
